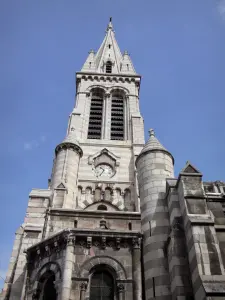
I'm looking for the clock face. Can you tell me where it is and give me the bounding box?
[94,164,114,178]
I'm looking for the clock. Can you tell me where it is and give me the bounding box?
[94,164,114,178]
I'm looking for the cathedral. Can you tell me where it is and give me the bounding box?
[1,18,225,300]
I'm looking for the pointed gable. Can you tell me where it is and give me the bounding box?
[56,183,66,189]
[80,18,137,75]
[181,161,202,174]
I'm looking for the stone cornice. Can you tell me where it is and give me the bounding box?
[55,142,83,157]
[76,71,141,81]
[29,189,52,198]
[49,208,141,220]
[79,141,132,148]
[26,228,142,260]
[78,178,133,185]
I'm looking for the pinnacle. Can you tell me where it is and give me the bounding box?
[148,128,155,137]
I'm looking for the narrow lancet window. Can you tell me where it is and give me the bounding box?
[88,89,104,139]
[111,91,124,140]
[106,61,112,73]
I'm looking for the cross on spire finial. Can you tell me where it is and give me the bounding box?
[107,17,113,31]
[148,129,155,137]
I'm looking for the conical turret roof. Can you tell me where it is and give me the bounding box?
[136,129,174,164]
[61,131,80,146]
[55,131,83,156]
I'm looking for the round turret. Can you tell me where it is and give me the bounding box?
[51,131,83,209]
[135,129,174,299]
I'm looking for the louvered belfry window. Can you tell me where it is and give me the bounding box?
[90,270,114,300]
[88,89,104,139]
[111,91,124,140]
[105,61,112,73]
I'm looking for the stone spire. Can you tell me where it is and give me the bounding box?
[81,18,137,74]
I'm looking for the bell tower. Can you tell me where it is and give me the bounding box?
[50,17,145,212]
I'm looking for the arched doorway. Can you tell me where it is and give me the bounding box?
[36,271,57,300]
[90,269,114,300]
[42,273,56,300]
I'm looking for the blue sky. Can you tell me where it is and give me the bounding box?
[0,0,225,288]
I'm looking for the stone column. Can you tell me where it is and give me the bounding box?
[117,283,125,300]
[54,279,61,300]
[79,282,88,300]
[60,234,75,300]
[104,93,111,140]
[132,238,142,300]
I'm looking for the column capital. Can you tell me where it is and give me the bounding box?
[132,237,141,249]
[65,234,76,246]
[117,283,125,293]
[80,281,88,291]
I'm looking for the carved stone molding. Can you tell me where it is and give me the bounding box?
[101,237,106,249]
[77,72,139,84]
[65,234,76,246]
[117,283,125,293]
[100,219,107,229]
[55,143,83,157]
[116,238,121,250]
[87,236,92,249]
[80,282,88,291]
[132,237,141,249]
[26,229,142,264]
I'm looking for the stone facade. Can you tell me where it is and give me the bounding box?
[1,19,225,300]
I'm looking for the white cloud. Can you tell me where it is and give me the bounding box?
[218,0,225,20]
[23,135,47,151]
[24,142,33,150]
[40,135,46,142]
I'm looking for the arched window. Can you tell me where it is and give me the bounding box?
[90,270,114,300]
[115,188,121,201]
[104,188,112,202]
[77,186,82,207]
[88,88,104,139]
[98,204,107,211]
[85,187,92,202]
[124,189,132,211]
[94,188,101,202]
[111,91,124,140]
[105,61,112,73]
